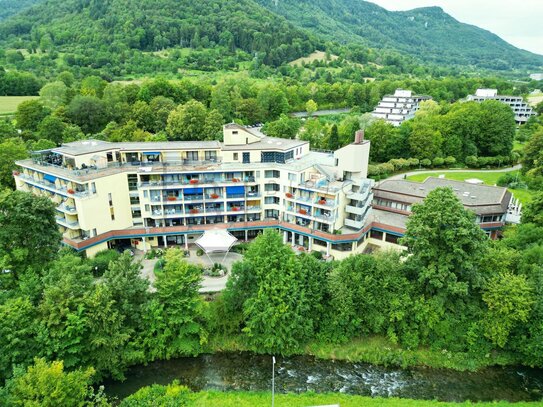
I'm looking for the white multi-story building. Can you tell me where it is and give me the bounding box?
[14,125,377,259]
[371,89,432,126]
[467,88,536,124]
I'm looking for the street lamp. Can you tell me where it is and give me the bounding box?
[272,356,276,407]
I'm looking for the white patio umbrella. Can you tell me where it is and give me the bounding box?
[194,229,238,264]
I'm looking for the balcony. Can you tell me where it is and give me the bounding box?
[56,217,80,229]
[314,198,336,208]
[346,205,368,216]
[56,203,77,214]
[344,218,365,229]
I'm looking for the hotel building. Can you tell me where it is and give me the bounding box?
[14,124,518,258]
[467,88,536,124]
[371,89,432,126]
[14,125,377,259]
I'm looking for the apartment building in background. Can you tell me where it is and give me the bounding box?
[371,89,432,126]
[467,88,536,124]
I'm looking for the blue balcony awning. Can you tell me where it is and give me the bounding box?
[226,186,245,195]
[142,151,160,155]
[44,174,57,183]
[184,188,203,194]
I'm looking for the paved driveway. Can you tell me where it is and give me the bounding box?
[135,250,242,293]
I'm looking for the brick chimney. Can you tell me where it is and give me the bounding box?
[354,130,364,144]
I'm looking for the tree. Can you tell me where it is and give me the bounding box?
[1,358,106,407]
[67,96,108,134]
[522,192,543,226]
[139,249,206,360]
[482,272,534,348]
[15,100,49,132]
[365,120,396,162]
[0,190,61,280]
[37,115,66,145]
[39,81,68,110]
[305,99,318,116]
[408,121,443,160]
[80,76,107,98]
[241,230,313,353]
[0,297,40,380]
[0,119,18,140]
[166,100,221,141]
[401,188,488,302]
[0,138,28,189]
[30,139,57,151]
[262,114,300,139]
[256,85,289,121]
[149,96,176,133]
[327,123,339,150]
[522,129,543,177]
[38,254,94,369]
[477,100,515,157]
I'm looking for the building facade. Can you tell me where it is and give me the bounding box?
[371,89,432,126]
[14,125,377,259]
[371,177,514,248]
[467,88,536,124]
[14,125,518,259]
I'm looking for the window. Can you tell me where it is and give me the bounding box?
[186,151,199,161]
[264,170,280,178]
[288,173,296,182]
[110,207,115,221]
[91,182,96,194]
[130,196,140,205]
[264,183,280,192]
[233,153,239,160]
[127,174,138,191]
[265,196,280,204]
[370,230,383,240]
[108,193,113,206]
[205,151,217,161]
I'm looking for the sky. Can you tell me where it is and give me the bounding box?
[368,0,543,55]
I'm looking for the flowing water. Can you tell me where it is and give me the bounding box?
[103,352,543,402]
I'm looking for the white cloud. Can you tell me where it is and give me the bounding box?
[368,0,543,55]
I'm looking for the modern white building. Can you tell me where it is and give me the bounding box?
[467,88,536,124]
[14,125,379,259]
[371,89,432,126]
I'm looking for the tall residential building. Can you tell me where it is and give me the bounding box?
[14,125,376,259]
[467,88,536,124]
[371,89,432,126]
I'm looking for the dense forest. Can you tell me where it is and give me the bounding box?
[0,0,40,21]
[256,0,543,70]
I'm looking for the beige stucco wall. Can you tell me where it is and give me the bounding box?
[334,142,370,177]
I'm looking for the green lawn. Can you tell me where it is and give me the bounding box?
[406,171,533,204]
[0,96,39,115]
[187,391,539,406]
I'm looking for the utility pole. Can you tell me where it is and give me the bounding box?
[272,356,276,407]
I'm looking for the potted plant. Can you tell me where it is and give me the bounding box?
[67,189,75,194]
[318,199,327,205]
[286,192,294,198]
[12,171,20,176]
[210,193,219,199]
[190,208,199,214]
[167,196,177,201]
[299,209,308,215]
[232,207,240,212]
[189,179,199,184]
[232,178,240,183]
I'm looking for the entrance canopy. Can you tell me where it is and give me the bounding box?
[195,229,237,253]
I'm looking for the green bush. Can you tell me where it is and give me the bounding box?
[196,248,204,256]
[432,157,444,167]
[231,242,250,254]
[154,258,165,273]
[420,158,432,167]
[465,156,478,167]
[89,249,120,276]
[497,173,516,187]
[444,156,456,166]
[310,250,324,260]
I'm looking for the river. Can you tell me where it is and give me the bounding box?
[103,352,543,403]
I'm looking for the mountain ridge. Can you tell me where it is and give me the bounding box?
[256,0,543,70]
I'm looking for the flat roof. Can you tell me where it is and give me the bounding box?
[54,140,222,156]
[221,136,307,152]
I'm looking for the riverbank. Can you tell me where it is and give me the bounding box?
[187,392,541,406]
[206,334,521,371]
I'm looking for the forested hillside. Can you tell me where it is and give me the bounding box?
[0,0,41,21]
[0,0,318,68]
[256,0,543,70]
